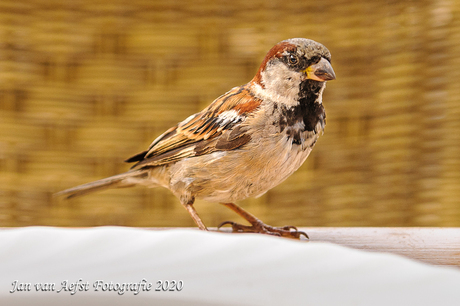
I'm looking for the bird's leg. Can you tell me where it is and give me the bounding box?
[184,204,207,230]
[181,197,207,230]
[218,203,308,239]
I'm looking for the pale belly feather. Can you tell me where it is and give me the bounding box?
[169,132,319,203]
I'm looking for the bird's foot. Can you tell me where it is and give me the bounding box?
[218,220,308,239]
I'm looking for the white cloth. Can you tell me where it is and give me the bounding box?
[0,227,459,306]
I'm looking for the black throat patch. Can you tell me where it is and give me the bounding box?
[277,80,326,145]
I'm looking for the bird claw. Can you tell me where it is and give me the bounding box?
[218,220,308,239]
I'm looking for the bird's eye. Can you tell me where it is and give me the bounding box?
[288,54,299,65]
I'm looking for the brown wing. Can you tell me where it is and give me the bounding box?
[125,85,262,169]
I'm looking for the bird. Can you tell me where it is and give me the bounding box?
[56,38,336,239]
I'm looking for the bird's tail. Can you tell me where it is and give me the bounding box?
[54,169,150,199]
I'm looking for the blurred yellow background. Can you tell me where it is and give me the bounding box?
[1,0,459,227]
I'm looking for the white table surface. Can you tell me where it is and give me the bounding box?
[1,226,459,306]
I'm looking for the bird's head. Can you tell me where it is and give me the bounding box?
[251,38,335,107]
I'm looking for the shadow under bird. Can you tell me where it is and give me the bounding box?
[56,38,336,239]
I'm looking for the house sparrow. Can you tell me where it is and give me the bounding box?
[56,38,335,239]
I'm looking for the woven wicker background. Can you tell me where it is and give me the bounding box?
[1,0,459,227]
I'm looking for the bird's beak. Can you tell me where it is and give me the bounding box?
[305,57,336,82]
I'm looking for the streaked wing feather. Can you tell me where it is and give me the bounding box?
[127,85,261,169]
